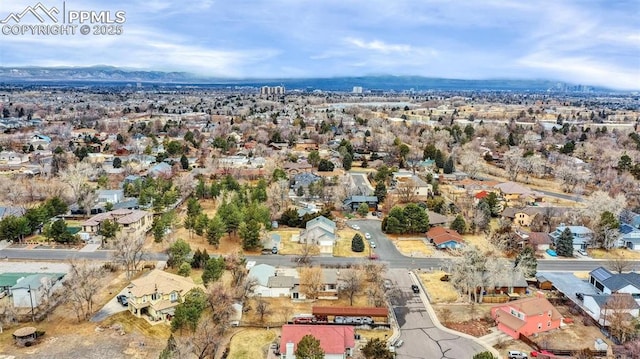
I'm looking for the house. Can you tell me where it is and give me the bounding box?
[392,171,433,197]
[491,295,564,339]
[283,161,313,175]
[426,226,464,249]
[148,162,172,178]
[298,216,337,254]
[342,196,379,211]
[292,173,322,192]
[81,209,152,236]
[426,211,450,226]
[549,224,594,250]
[503,206,568,227]
[583,293,640,325]
[0,206,26,220]
[280,324,355,359]
[494,182,544,205]
[620,224,640,250]
[11,273,65,308]
[97,189,124,204]
[620,209,640,229]
[29,134,51,149]
[0,151,29,165]
[248,264,297,298]
[588,267,640,298]
[485,271,530,295]
[127,270,202,322]
[515,230,553,251]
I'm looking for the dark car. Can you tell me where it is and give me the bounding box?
[576,292,584,301]
[411,284,420,294]
[271,246,278,254]
[117,294,128,306]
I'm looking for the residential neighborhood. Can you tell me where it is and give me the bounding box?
[0,78,638,359]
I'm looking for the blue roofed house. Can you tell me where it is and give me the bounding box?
[343,196,379,211]
[549,224,594,251]
[620,209,640,229]
[298,216,337,254]
[148,162,172,178]
[620,223,640,250]
[589,267,640,299]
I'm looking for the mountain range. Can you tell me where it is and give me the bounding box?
[0,66,608,92]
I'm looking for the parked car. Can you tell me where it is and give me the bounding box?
[334,316,345,324]
[577,248,588,256]
[394,339,404,347]
[364,233,371,239]
[530,350,552,357]
[368,254,379,260]
[370,241,376,248]
[271,246,278,254]
[351,224,360,230]
[116,294,128,306]
[411,284,420,294]
[508,350,528,359]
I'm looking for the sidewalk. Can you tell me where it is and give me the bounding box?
[409,270,502,358]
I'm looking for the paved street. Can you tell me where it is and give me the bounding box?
[387,269,486,359]
[0,220,635,272]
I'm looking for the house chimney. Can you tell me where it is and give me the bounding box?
[286,342,294,357]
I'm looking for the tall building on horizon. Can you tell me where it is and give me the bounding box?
[260,85,285,96]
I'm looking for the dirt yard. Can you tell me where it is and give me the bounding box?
[0,270,168,359]
[589,248,640,260]
[433,303,494,337]
[418,271,459,303]
[534,305,614,350]
[462,233,503,256]
[394,239,434,257]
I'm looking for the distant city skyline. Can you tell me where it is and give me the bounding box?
[0,0,638,90]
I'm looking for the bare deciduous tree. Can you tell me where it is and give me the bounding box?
[339,268,364,306]
[254,297,271,324]
[174,316,224,359]
[111,232,146,280]
[604,293,638,343]
[206,282,235,331]
[63,259,105,321]
[363,263,387,285]
[0,300,16,333]
[296,241,320,265]
[608,258,634,274]
[396,179,418,203]
[58,161,94,204]
[299,266,324,300]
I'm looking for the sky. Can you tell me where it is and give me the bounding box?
[0,0,639,89]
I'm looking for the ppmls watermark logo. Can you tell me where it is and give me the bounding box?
[1,2,126,36]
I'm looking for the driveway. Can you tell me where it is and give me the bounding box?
[90,290,130,322]
[387,269,486,358]
[349,172,374,196]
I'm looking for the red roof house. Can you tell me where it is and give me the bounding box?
[426,226,464,249]
[280,324,355,359]
[491,295,564,339]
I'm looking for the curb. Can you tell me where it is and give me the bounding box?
[409,270,502,359]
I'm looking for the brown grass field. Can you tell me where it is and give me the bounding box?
[419,271,459,303]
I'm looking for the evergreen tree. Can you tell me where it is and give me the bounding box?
[357,202,369,217]
[342,153,353,170]
[434,149,445,169]
[351,233,365,252]
[515,246,538,277]
[239,220,261,250]
[167,239,191,268]
[295,334,324,359]
[202,257,225,285]
[206,215,226,248]
[403,203,430,233]
[374,182,387,202]
[556,227,574,257]
[171,288,207,332]
[112,157,122,168]
[450,215,466,234]
[443,156,455,174]
[180,154,189,170]
[361,338,394,359]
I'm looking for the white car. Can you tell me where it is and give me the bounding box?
[370,241,376,248]
[364,233,371,239]
[508,351,528,359]
[351,224,360,230]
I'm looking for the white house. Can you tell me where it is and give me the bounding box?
[298,216,336,254]
[11,273,65,308]
[97,189,124,204]
[589,267,640,299]
[583,293,640,325]
[248,264,296,298]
